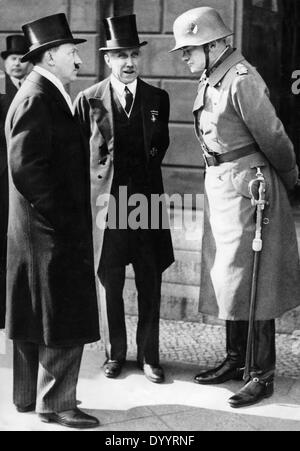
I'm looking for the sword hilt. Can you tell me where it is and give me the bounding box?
[248,167,268,253]
[248,167,267,209]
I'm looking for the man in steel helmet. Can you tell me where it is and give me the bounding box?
[171,7,300,408]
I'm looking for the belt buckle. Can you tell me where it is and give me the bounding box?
[203,152,219,167]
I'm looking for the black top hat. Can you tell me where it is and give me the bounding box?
[100,14,147,51]
[21,13,86,62]
[1,35,29,60]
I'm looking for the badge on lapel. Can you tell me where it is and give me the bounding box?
[150,109,159,123]
[150,147,158,157]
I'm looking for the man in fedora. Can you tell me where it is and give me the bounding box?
[5,13,100,429]
[75,14,174,383]
[0,35,30,329]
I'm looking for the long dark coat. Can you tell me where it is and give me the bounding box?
[0,74,18,328]
[74,77,174,275]
[195,50,300,320]
[5,70,100,346]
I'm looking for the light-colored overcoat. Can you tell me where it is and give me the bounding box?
[194,49,300,320]
[74,77,174,276]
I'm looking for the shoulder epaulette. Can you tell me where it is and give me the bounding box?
[236,63,248,76]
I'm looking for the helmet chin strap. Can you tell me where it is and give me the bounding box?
[203,44,210,71]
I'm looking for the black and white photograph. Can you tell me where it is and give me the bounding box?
[0,0,300,434]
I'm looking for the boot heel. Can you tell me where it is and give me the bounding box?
[265,382,274,398]
[233,369,244,381]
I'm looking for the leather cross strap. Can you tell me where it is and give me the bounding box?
[203,143,260,167]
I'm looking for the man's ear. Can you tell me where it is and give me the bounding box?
[45,50,57,68]
[209,41,217,50]
[104,53,111,69]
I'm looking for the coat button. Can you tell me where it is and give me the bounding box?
[98,175,102,179]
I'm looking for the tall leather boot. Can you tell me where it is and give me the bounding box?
[194,321,248,385]
[229,320,275,408]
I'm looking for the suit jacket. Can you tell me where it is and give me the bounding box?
[5,70,100,346]
[74,77,174,274]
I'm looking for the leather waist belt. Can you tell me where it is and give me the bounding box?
[203,144,260,167]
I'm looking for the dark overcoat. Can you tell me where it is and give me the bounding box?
[5,70,100,346]
[74,77,174,275]
[0,74,18,328]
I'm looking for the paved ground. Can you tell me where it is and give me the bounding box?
[91,316,300,379]
[1,317,300,431]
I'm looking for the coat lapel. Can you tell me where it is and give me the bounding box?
[193,69,209,114]
[139,79,159,163]
[88,78,114,153]
[193,80,207,138]
[5,74,18,103]
[193,83,206,113]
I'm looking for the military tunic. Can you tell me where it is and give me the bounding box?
[194,49,300,320]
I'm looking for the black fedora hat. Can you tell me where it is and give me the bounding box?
[100,14,147,51]
[21,13,86,62]
[1,35,29,60]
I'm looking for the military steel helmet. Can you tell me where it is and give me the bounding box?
[170,7,233,52]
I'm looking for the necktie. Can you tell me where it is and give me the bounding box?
[124,86,133,115]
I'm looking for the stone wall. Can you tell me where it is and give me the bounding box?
[0,0,100,95]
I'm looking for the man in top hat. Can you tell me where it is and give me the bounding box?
[5,13,100,428]
[1,35,31,95]
[0,35,31,330]
[75,14,174,383]
[170,6,300,408]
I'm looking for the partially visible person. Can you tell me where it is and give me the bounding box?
[170,7,300,408]
[0,87,5,330]
[5,13,100,429]
[1,35,31,97]
[0,35,30,329]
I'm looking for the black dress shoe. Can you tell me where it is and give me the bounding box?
[39,408,100,429]
[194,359,244,385]
[16,403,36,413]
[228,378,274,408]
[143,364,165,384]
[104,360,123,378]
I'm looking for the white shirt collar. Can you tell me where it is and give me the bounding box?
[110,75,137,116]
[10,75,26,89]
[110,74,137,98]
[33,65,74,115]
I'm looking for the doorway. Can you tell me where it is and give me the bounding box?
[243,0,300,164]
